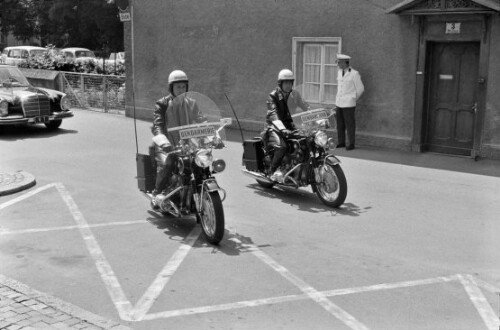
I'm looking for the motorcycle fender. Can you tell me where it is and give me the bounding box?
[324,155,341,166]
[203,179,221,192]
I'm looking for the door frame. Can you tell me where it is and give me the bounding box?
[411,14,491,158]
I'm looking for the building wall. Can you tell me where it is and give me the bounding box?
[125,0,500,157]
[483,14,500,157]
[126,0,417,148]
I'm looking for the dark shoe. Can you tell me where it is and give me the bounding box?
[346,145,355,150]
[337,143,346,148]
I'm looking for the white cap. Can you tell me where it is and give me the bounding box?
[336,54,351,60]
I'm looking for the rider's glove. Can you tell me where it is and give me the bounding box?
[213,137,225,149]
[281,129,293,138]
[161,144,174,152]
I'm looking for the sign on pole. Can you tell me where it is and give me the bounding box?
[116,0,131,22]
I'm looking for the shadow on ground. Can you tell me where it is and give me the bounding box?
[0,125,77,140]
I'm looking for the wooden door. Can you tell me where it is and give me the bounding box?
[425,42,479,156]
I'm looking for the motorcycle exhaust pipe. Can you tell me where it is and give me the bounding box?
[241,168,273,184]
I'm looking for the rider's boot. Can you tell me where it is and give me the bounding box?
[151,189,161,210]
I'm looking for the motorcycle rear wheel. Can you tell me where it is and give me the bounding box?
[198,191,225,245]
[312,164,347,208]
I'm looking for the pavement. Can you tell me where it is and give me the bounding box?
[0,275,132,330]
[0,173,133,329]
[2,130,500,329]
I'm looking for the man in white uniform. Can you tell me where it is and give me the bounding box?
[335,54,364,150]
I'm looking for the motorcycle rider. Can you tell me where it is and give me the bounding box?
[150,70,207,209]
[265,69,310,182]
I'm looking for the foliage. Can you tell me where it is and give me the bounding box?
[0,0,123,53]
[17,46,125,75]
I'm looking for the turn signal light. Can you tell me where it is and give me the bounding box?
[212,159,226,173]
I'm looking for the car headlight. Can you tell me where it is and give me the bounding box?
[314,131,328,147]
[0,100,8,117]
[60,95,71,110]
[194,149,213,168]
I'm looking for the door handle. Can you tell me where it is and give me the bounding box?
[472,102,477,113]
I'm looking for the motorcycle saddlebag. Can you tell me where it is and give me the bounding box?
[136,152,155,192]
[242,137,264,171]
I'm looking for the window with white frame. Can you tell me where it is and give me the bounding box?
[292,37,341,105]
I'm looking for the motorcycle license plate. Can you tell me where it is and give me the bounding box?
[34,116,49,123]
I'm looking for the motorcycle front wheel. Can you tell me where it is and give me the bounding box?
[312,164,347,208]
[198,191,225,245]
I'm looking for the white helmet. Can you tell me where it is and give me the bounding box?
[168,70,188,84]
[278,69,294,81]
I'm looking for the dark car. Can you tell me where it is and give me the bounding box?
[0,64,73,129]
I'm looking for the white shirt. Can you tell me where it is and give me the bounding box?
[335,67,364,108]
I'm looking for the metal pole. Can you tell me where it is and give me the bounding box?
[131,0,138,155]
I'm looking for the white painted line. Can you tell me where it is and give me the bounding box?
[474,277,500,294]
[0,220,148,235]
[0,183,57,210]
[322,275,460,296]
[141,274,488,321]
[132,226,201,320]
[143,292,307,320]
[458,274,499,330]
[55,183,134,321]
[231,238,370,330]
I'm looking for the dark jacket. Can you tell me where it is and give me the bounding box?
[266,87,309,130]
[152,93,206,146]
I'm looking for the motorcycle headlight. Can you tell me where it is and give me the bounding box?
[195,149,213,168]
[212,159,226,173]
[60,95,71,110]
[314,131,328,147]
[0,100,8,117]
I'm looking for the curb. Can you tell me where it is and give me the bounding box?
[0,171,36,197]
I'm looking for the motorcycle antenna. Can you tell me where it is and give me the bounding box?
[224,93,245,144]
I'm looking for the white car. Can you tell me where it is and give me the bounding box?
[0,46,46,66]
[61,47,97,63]
[106,52,125,65]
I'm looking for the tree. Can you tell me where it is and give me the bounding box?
[0,0,41,43]
[0,0,123,53]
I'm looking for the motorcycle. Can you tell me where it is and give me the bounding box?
[242,107,347,208]
[136,92,231,244]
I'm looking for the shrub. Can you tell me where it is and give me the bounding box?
[17,48,125,76]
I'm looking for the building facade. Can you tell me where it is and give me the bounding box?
[124,0,500,159]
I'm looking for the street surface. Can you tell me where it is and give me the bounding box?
[1,109,500,330]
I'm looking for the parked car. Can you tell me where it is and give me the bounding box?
[0,46,46,66]
[105,52,125,65]
[61,47,97,63]
[0,64,73,130]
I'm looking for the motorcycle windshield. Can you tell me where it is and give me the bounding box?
[163,92,231,148]
[283,84,336,135]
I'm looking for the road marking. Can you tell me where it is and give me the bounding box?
[132,226,201,320]
[475,277,500,294]
[230,237,369,330]
[0,183,57,210]
[1,183,499,327]
[0,220,147,235]
[142,274,462,321]
[458,274,499,330]
[54,183,134,320]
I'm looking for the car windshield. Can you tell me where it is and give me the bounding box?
[75,50,95,58]
[0,67,31,87]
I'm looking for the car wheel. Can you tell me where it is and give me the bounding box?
[45,120,62,130]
